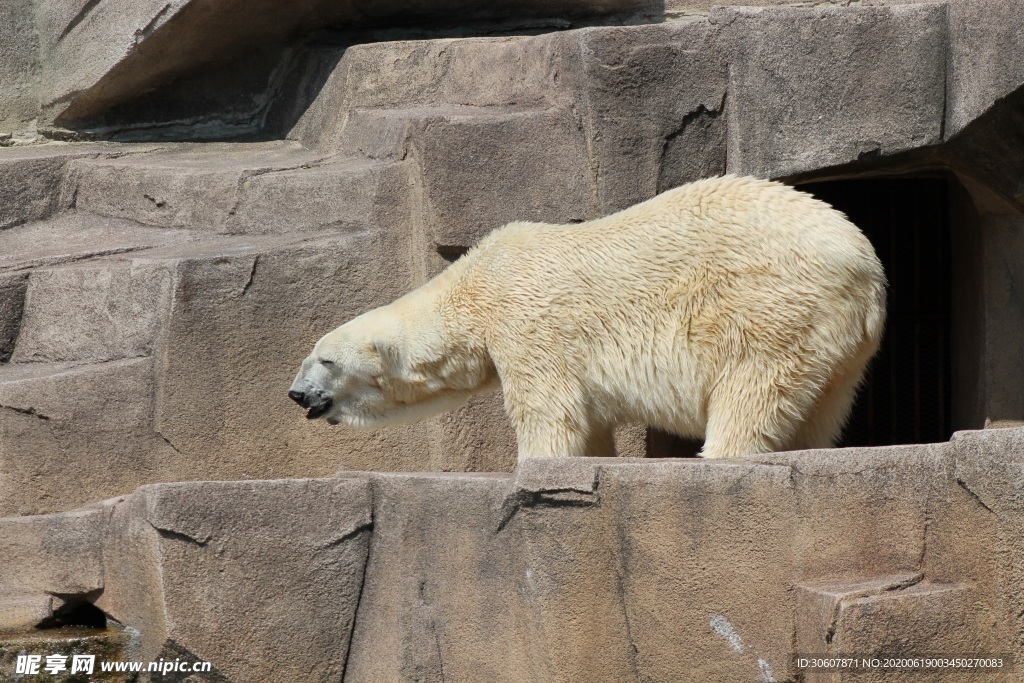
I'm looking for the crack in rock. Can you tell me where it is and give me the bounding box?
[151,522,212,548]
[0,404,51,420]
[955,477,996,515]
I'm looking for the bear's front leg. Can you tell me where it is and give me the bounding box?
[513,414,614,459]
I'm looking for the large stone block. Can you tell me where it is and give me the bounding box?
[0,595,57,633]
[595,459,796,683]
[0,151,73,230]
[70,142,411,235]
[945,0,1024,138]
[747,444,948,581]
[715,4,947,179]
[346,459,799,683]
[0,0,39,139]
[416,107,590,249]
[297,34,573,151]
[342,472,530,683]
[952,427,1024,514]
[227,157,412,235]
[97,478,373,682]
[70,152,243,230]
[796,577,997,683]
[0,358,173,516]
[68,142,317,231]
[950,427,1024,656]
[572,22,728,213]
[11,261,173,363]
[0,507,105,605]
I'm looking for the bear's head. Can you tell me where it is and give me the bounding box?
[289,302,497,429]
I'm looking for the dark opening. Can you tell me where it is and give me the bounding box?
[36,599,108,630]
[800,176,953,447]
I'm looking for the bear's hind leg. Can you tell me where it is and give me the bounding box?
[785,356,870,451]
[700,363,823,458]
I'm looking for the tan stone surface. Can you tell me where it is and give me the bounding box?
[97,478,372,681]
[0,435,1021,680]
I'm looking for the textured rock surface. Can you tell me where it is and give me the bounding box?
[1,3,1024,681]
[0,507,104,598]
[36,0,665,133]
[97,478,372,682]
[717,4,947,178]
[0,435,1019,680]
[0,0,39,139]
[0,3,1023,513]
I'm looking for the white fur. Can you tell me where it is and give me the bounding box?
[291,176,886,460]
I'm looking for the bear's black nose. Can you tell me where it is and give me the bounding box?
[288,390,307,407]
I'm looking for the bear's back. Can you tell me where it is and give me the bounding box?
[471,175,882,304]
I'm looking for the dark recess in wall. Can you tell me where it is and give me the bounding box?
[801,176,953,448]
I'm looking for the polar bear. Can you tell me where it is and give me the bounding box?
[289,175,886,459]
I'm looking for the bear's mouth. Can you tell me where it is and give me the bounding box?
[305,400,333,420]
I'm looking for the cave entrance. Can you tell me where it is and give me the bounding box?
[800,176,953,448]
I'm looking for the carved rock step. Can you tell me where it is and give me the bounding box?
[0,143,161,230]
[68,141,411,234]
[0,595,57,632]
[796,575,990,683]
[0,358,170,517]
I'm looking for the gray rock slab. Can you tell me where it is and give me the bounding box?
[341,471,533,683]
[69,141,324,231]
[0,507,105,598]
[97,478,372,682]
[44,0,660,130]
[295,34,572,151]
[0,143,161,230]
[0,212,196,274]
[952,427,1024,513]
[415,107,590,249]
[715,4,947,179]
[745,444,948,580]
[595,460,795,682]
[796,578,996,683]
[11,261,173,363]
[0,358,171,516]
[945,0,1024,138]
[345,460,797,683]
[0,0,39,138]
[69,141,411,234]
[227,157,412,235]
[572,22,728,213]
[0,595,56,632]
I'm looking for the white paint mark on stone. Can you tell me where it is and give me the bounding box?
[758,658,775,682]
[709,615,744,653]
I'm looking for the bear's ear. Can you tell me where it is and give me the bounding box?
[372,336,402,375]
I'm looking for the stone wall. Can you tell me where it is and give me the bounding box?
[2,2,1024,679]
[1,2,1023,516]
[2,429,1023,681]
